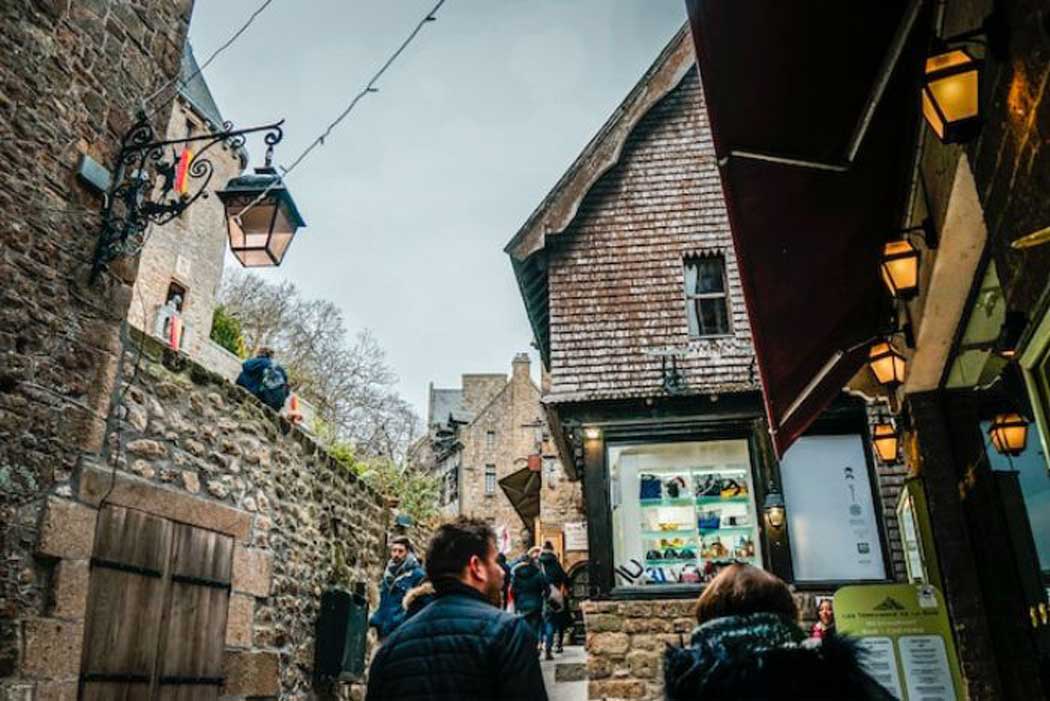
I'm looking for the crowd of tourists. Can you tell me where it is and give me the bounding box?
[365,518,893,700]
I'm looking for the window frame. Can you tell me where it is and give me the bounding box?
[484,464,497,496]
[683,254,732,339]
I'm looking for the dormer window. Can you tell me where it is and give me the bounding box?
[684,255,730,337]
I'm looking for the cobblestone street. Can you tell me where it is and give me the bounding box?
[541,645,587,701]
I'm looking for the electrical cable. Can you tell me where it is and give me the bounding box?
[231,0,447,222]
[143,0,279,114]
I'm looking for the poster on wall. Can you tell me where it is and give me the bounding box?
[564,521,588,551]
[780,434,886,581]
[835,583,964,700]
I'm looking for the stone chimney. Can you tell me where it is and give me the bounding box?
[512,353,531,384]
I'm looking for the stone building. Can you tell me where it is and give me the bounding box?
[412,354,586,564]
[507,25,911,700]
[0,3,391,699]
[126,43,246,363]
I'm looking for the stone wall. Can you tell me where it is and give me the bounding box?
[582,592,826,701]
[13,331,392,699]
[0,0,193,693]
[126,97,243,359]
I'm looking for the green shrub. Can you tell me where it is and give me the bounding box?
[210,305,248,358]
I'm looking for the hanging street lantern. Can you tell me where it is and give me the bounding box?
[763,484,786,530]
[216,162,306,268]
[880,239,920,300]
[90,112,301,281]
[988,412,1028,457]
[922,47,983,144]
[871,422,900,465]
[869,341,907,389]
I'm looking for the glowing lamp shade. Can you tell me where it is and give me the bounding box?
[871,423,900,465]
[583,427,602,440]
[988,413,1028,457]
[881,239,920,299]
[922,48,982,144]
[869,341,907,388]
[216,166,306,268]
[763,488,786,530]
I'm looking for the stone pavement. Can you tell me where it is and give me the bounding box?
[541,645,587,701]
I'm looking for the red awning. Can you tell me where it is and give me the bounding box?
[685,0,929,456]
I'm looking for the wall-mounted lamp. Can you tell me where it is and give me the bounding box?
[871,422,900,465]
[869,340,907,390]
[922,47,983,143]
[763,483,786,530]
[583,427,602,440]
[880,218,939,300]
[988,412,1028,456]
[91,112,304,282]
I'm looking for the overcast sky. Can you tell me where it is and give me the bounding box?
[188,1,688,420]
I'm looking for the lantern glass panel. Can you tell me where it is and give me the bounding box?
[928,71,979,125]
[266,203,297,264]
[869,342,906,386]
[872,424,899,463]
[881,240,919,297]
[989,413,1028,455]
[234,248,278,267]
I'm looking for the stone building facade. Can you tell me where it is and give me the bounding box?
[1,0,195,693]
[126,43,245,360]
[412,355,586,561]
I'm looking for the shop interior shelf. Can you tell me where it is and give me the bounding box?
[695,495,751,505]
[698,526,754,533]
[641,529,697,539]
[640,498,694,507]
[645,557,697,565]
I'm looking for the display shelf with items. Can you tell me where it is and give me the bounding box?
[615,445,762,587]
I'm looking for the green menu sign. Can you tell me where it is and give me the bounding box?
[834,584,964,700]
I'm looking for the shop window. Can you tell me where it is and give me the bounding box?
[608,439,760,588]
[982,420,1050,575]
[684,255,730,337]
[779,434,887,582]
[166,281,187,312]
[485,464,496,495]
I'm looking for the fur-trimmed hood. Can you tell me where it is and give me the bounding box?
[402,581,436,616]
[664,613,895,701]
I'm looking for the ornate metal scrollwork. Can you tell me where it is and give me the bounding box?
[90,111,284,282]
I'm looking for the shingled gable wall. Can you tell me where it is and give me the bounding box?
[545,69,756,404]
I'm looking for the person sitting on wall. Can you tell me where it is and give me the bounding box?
[235,347,289,412]
[369,535,425,642]
[664,564,894,701]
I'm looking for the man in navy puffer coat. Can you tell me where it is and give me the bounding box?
[365,518,548,701]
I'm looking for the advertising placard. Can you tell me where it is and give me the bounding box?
[834,583,964,700]
[564,521,588,551]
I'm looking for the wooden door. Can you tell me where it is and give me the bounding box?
[80,506,233,700]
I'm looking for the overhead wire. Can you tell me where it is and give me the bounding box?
[231,0,447,222]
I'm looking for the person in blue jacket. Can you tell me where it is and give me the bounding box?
[235,347,290,412]
[369,535,425,641]
[366,518,547,701]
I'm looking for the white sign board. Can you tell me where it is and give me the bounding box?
[564,521,588,551]
[780,435,886,581]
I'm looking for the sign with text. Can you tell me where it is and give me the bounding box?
[780,434,886,580]
[835,584,964,700]
[564,521,588,551]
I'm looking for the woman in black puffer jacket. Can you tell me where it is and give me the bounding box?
[664,565,895,701]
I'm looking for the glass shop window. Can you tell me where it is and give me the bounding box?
[684,256,730,337]
[485,464,496,495]
[608,439,761,588]
[982,420,1050,576]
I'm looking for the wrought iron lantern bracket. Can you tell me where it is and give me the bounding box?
[90,111,285,282]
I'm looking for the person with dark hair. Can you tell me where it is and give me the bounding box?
[664,564,895,701]
[509,545,548,647]
[496,552,511,608]
[366,518,548,701]
[538,542,570,658]
[368,535,424,642]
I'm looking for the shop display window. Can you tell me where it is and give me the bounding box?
[608,439,761,587]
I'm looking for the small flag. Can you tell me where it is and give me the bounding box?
[174,148,193,196]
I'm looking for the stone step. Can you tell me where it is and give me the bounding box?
[554,662,587,682]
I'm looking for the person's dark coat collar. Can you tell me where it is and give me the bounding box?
[433,578,495,606]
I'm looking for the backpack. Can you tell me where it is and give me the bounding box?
[546,584,565,612]
[258,364,289,411]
